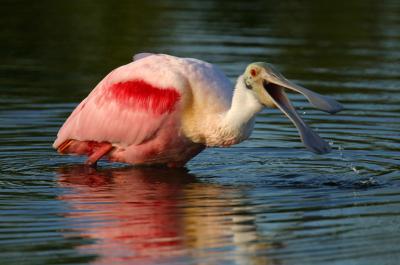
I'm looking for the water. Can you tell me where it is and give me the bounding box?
[1,0,400,264]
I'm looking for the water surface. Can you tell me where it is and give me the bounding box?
[1,1,400,264]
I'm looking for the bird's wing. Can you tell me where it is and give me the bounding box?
[53,67,182,149]
[132,53,154,61]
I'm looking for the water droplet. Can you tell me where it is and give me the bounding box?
[351,166,360,174]
[337,145,345,159]
[350,163,360,174]
[357,177,378,188]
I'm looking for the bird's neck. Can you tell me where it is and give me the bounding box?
[214,76,263,146]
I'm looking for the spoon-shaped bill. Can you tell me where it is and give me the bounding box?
[263,64,343,114]
[264,83,332,154]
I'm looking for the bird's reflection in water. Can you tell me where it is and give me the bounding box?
[57,165,277,265]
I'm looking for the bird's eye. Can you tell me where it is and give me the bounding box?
[250,69,257,77]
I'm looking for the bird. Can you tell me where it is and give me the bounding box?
[53,53,342,167]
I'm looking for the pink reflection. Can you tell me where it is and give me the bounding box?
[58,166,195,264]
[57,166,273,265]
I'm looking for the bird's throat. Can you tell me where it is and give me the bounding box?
[214,81,262,146]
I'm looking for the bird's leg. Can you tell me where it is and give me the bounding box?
[85,160,98,168]
[85,143,113,167]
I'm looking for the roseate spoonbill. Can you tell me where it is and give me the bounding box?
[54,53,342,167]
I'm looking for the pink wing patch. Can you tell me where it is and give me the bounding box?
[100,80,180,115]
[54,78,183,149]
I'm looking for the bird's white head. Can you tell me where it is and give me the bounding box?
[241,62,343,154]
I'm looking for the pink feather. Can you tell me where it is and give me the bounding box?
[54,61,204,166]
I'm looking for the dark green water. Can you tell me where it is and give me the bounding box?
[1,1,400,264]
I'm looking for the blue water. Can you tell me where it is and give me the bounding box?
[1,1,400,264]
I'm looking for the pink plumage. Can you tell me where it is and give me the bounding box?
[53,54,230,167]
[54,53,342,167]
[104,80,180,115]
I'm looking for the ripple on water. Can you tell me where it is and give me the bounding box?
[1,1,400,264]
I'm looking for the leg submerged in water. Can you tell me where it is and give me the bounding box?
[85,143,113,167]
[57,139,114,167]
